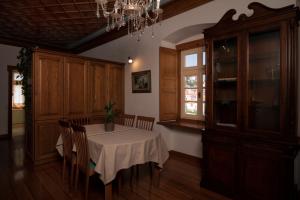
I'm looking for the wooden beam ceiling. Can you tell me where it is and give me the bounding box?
[72,0,213,53]
[0,0,213,53]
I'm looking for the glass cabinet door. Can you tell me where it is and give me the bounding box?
[213,37,238,127]
[247,30,280,132]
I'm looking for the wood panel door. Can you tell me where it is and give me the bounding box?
[64,57,88,116]
[34,53,64,120]
[159,47,178,121]
[202,133,237,197]
[88,61,107,116]
[107,63,124,113]
[238,142,293,200]
[34,120,60,163]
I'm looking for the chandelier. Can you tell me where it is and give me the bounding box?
[95,0,163,39]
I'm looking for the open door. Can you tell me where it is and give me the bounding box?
[7,65,25,139]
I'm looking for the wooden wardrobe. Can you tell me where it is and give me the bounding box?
[202,3,299,200]
[25,49,124,165]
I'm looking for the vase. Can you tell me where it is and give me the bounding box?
[105,122,115,132]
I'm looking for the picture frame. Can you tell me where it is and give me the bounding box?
[132,70,151,93]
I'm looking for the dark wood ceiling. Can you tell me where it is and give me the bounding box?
[0,0,212,53]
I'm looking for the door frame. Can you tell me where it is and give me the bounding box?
[6,65,18,139]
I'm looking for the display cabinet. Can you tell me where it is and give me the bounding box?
[213,37,238,127]
[202,3,299,200]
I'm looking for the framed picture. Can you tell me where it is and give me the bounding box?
[132,70,151,93]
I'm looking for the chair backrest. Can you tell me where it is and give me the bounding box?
[116,114,135,127]
[58,120,73,161]
[136,116,155,131]
[69,116,90,126]
[123,114,135,127]
[72,124,89,173]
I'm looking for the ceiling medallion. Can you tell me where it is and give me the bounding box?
[95,0,163,40]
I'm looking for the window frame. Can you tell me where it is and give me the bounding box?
[180,47,206,121]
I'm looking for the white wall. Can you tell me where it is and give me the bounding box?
[81,0,296,158]
[0,44,21,135]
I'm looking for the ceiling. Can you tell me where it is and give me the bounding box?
[0,0,212,53]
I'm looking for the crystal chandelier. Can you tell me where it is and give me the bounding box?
[95,0,163,39]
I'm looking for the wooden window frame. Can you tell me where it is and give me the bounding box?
[180,48,204,120]
[176,39,205,122]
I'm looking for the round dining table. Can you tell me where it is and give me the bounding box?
[56,124,169,200]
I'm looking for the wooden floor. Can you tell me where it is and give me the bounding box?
[0,136,230,200]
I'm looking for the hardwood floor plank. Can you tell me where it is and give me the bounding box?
[12,180,34,200]
[0,169,18,200]
[138,178,192,200]
[36,170,71,200]
[23,169,54,200]
[0,136,230,200]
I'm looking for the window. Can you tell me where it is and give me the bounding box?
[181,48,206,120]
[185,53,198,67]
[12,71,25,109]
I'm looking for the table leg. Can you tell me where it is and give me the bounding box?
[152,165,161,187]
[105,182,112,200]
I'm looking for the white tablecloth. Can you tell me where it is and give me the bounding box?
[56,124,169,184]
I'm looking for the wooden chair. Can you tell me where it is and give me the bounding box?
[69,116,90,126]
[136,116,155,131]
[116,114,135,127]
[58,120,76,188]
[133,116,155,182]
[72,124,95,200]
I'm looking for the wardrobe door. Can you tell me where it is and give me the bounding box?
[34,52,64,120]
[107,63,124,113]
[211,36,241,130]
[238,142,293,200]
[34,120,60,163]
[88,61,107,116]
[245,28,281,134]
[202,133,237,197]
[64,57,88,116]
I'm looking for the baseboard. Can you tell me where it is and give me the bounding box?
[169,150,202,166]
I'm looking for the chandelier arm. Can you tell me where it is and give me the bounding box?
[95,0,162,38]
[144,8,159,22]
[98,1,117,17]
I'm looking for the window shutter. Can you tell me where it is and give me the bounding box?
[159,47,178,121]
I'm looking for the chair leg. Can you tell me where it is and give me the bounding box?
[136,165,140,183]
[70,163,75,191]
[116,172,121,194]
[85,175,90,200]
[62,158,66,182]
[149,162,153,181]
[130,167,134,190]
[152,165,161,187]
[75,167,79,190]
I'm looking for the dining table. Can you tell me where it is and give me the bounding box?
[56,124,169,200]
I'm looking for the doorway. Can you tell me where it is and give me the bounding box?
[7,66,25,139]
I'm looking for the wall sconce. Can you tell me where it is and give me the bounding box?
[128,57,133,64]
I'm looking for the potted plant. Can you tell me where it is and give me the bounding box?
[104,101,115,132]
